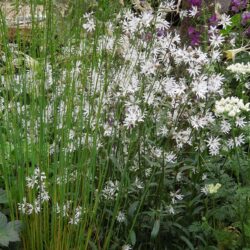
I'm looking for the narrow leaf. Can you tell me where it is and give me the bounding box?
[180,236,195,250]
[128,201,139,218]
[129,230,136,246]
[151,219,160,239]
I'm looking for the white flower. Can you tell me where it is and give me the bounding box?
[34,199,41,214]
[179,10,188,19]
[124,104,145,128]
[202,174,207,180]
[215,97,250,117]
[227,138,235,149]
[140,11,153,27]
[206,136,221,156]
[227,62,250,74]
[18,198,33,215]
[103,123,113,137]
[140,58,159,76]
[189,6,198,17]
[187,63,202,77]
[155,15,170,30]
[69,206,83,225]
[208,25,218,35]
[166,205,175,215]
[158,0,176,15]
[218,14,231,29]
[172,128,192,148]
[134,177,144,189]
[157,125,169,137]
[122,244,132,250]
[83,18,95,32]
[201,183,221,195]
[190,115,209,130]
[170,189,184,204]
[165,151,177,163]
[122,16,140,34]
[209,34,225,48]
[235,134,245,147]
[235,116,247,128]
[191,75,208,98]
[116,211,126,223]
[102,180,119,200]
[210,49,221,62]
[26,175,38,189]
[145,168,152,177]
[220,120,231,133]
[245,82,250,89]
[176,172,182,182]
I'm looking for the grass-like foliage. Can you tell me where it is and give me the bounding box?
[0,0,249,249]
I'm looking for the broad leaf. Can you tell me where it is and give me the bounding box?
[7,221,22,233]
[0,232,9,247]
[0,212,7,229]
[0,189,8,204]
[5,226,20,242]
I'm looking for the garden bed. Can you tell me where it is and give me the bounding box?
[0,0,249,249]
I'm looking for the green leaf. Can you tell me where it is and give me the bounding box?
[0,213,21,247]
[243,221,250,237]
[5,226,20,242]
[128,201,139,218]
[129,230,136,246]
[88,240,98,250]
[7,221,22,233]
[0,212,7,229]
[180,235,195,250]
[151,219,160,239]
[0,189,8,204]
[231,14,241,26]
[221,14,241,36]
[0,232,9,247]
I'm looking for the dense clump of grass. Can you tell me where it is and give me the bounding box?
[0,1,136,249]
[0,0,249,249]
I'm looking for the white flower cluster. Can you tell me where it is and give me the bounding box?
[215,97,250,117]
[18,167,50,214]
[56,201,85,225]
[56,170,78,185]
[201,183,221,195]
[82,12,95,32]
[170,189,184,204]
[206,136,221,156]
[122,244,132,250]
[116,211,126,223]
[102,180,120,200]
[227,62,250,75]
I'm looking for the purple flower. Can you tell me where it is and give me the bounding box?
[230,0,247,13]
[188,26,201,46]
[209,14,218,25]
[245,27,250,38]
[242,12,250,25]
[156,28,166,38]
[142,32,153,41]
[188,27,196,36]
[189,0,202,7]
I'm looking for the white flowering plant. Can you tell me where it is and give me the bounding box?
[0,0,249,249]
